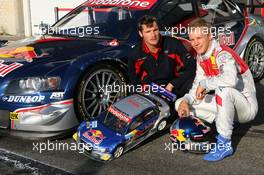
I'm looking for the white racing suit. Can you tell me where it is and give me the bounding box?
[175,40,258,139]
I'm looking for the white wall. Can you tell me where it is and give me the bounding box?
[30,0,86,36]
[0,0,24,36]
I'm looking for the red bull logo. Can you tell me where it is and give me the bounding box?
[0,47,37,60]
[171,129,186,142]
[83,129,105,145]
[218,32,235,46]
[0,46,48,62]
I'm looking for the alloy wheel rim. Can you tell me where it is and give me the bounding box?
[158,120,167,131]
[82,69,124,118]
[247,41,264,78]
[114,147,123,158]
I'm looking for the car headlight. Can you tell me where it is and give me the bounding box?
[94,146,109,153]
[6,77,61,94]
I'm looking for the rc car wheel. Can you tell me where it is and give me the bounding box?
[157,119,167,131]
[76,64,127,120]
[244,36,264,81]
[113,145,124,159]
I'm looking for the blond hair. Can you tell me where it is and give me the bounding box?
[188,18,213,35]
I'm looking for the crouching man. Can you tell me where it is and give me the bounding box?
[175,18,258,162]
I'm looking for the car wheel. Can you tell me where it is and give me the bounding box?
[113,145,124,159]
[76,64,127,120]
[157,119,167,131]
[244,36,264,81]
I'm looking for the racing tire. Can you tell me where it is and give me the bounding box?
[113,145,124,159]
[75,63,127,121]
[157,119,167,131]
[244,36,264,81]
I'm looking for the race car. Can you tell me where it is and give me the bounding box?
[73,85,176,161]
[0,0,263,138]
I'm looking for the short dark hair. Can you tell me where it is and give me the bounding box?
[137,15,159,31]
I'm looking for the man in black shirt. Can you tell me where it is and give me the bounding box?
[128,15,196,97]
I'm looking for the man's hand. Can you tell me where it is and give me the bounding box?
[196,85,206,100]
[165,83,174,92]
[178,99,190,118]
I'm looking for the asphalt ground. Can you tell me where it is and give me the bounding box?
[0,79,264,175]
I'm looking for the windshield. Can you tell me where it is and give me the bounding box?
[99,111,130,135]
[51,5,139,40]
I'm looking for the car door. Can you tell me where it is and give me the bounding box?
[124,109,158,147]
[124,115,144,147]
[198,0,245,48]
[142,108,159,133]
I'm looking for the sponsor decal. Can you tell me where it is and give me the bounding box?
[50,92,64,100]
[127,99,140,108]
[248,17,257,26]
[171,129,186,142]
[10,112,19,120]
[0,46,48,62]
[210,55,218,70]
[85,0,157,10]
[14,99,73,113]
[201,4,218,9]
[125,129,143,140]
[83,129,105,145]
[86,121,98,129]
[218,52,232,64]
[128,95,150,108]
[218,32,235,46]
[108,106,132,123]
[2,95,45,103]
[0,60,23,77]
[108,39,119,46]
[0,47,36,58]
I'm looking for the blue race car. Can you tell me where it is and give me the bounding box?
[73,85,176,161]
[0,0,263,138]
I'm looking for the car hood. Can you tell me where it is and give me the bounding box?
[0,36,126,63]
[79,121,123,147]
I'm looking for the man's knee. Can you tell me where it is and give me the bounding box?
[215,87,235,102]
[215,87,233,96]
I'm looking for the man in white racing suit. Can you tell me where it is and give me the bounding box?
[175,18,258,162]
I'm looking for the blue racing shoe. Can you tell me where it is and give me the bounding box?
[203,135,233,162]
